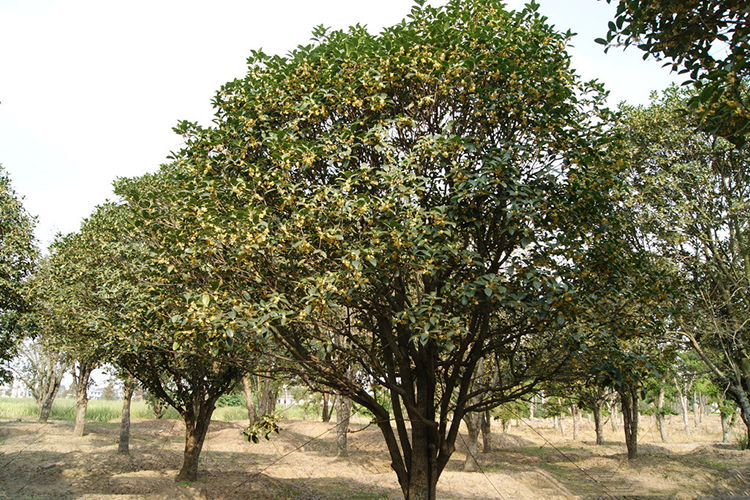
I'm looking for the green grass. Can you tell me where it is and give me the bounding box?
[0,397,253,422]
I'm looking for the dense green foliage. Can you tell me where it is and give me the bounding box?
[619,86,750,447]
[601,0,750,146]
[0,165,37,383]
[160,0,624,496]
[16,0,749,496]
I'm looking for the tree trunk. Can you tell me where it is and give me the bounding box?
[680,393,691,435]
[692,390,700,428]
[674,378,691,436]
[720,410,735,443]
[593,400,606,445]
[481,410,492,453]
[37,367,65,424]
[335,393,351,457]
[119,377,135,454]
[727,381,750,450]
[405,420,440,500]
[571,404,579,441]
[322,392,331,422]
[619,387,639,460]
[73,362,94,437]
[241,375,257,424]
[462,411,482,472]
[175,400,217,482]
[610,401,618,432]
[257,378,278,417]
[656,385,668,443]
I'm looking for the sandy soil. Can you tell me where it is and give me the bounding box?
[1,413,749,499]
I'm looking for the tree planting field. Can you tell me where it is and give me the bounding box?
[1,414,748,500]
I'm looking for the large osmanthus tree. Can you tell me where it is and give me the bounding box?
[620,86,750,448]
[0,165,38,382]
[600,0,749,146]
[168,1,616,498]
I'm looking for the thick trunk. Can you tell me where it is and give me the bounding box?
[335,393,351,457]
[593,400,605,445]
[462,411,482,472]
[481,410,492,453]
[73,363,94,437]
[656,385,668,443]
[619,387,639,460]
[119,377,135,454]
[559,415,566,437]
[727,382,750,450]
[175,402,217,482]
[241,375,257,424]
[322,392,331,422]
[404,421,440,500]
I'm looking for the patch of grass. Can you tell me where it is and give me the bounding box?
[0,397,37,418]
[0,397,181,421]
[213,405,249,422]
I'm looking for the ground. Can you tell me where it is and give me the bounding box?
[1,413,749,499]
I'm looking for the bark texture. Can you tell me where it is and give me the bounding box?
[118,377,136,454]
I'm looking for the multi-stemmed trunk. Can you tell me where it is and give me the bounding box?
[73,361,94,437]
[37,370,65,424]
[619,386,639,460]
[175,396,219,482]
[119,376,136,453]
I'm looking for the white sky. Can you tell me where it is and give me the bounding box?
[0,0,680,250]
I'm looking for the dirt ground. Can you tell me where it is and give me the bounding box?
[1,413,749,500]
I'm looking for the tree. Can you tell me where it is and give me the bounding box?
[169,1,616,498]
[103,173,261,481]
[38,228,119,437]
[12,338,68,423]
[620,86,750,448]
[600,0,750,146]
[0,165,38,382]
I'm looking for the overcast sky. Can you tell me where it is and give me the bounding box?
[0,0,680,250]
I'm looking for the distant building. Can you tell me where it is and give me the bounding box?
[0,379,31,398]
[88,386,105,399]
[277,386,295,406]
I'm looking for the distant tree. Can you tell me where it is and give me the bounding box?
[12,338,68,423]
[601,0,749,146]
[0,165,38,382]
[619,86,750,448]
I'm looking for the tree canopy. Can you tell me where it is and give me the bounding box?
[0,165,38,382]
[601,0,750,146]
[619,86,750,447]
[163,0,621,496]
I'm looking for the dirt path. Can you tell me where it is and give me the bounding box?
[1,415,749,499]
